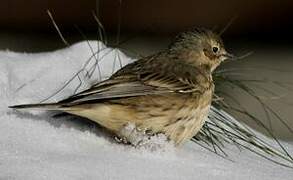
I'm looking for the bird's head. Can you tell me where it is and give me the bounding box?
[169,28,233,72]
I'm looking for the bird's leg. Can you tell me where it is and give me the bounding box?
[118,122,154,147]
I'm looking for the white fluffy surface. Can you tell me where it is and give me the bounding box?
[0,41,292,180]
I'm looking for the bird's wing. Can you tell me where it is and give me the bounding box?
[60,79,172,105]
[59,54,210,106]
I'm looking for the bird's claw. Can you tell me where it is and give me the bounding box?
[114,136,128,144]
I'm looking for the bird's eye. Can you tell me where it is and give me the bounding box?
[212,47,218,53]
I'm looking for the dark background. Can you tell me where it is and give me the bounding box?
[0,0,292,42]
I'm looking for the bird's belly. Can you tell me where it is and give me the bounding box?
[134,92,212,145]
[68,92,212,146]
[163,104,210,145]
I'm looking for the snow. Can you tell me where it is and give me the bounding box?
[0,41,292,180]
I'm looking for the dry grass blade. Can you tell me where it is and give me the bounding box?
[47,10,69,46]
[193,68,293,168]
[194,106,293,168]
[92,11,108,45]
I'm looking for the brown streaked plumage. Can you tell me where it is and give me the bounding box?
[9,28,233,146]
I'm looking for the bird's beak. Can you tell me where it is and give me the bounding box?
[221,52,235,61]
[221,51,252,62]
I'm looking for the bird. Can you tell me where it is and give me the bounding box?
[9,28,233,146]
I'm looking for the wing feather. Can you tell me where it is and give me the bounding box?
[59,53,211,106]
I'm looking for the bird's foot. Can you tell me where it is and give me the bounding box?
[114,136,128,144]
[117,123,152,147]
[117,123,172,150]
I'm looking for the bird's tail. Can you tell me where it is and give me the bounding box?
[9,102,64,110]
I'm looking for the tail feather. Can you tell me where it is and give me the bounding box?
[9,103,62,110]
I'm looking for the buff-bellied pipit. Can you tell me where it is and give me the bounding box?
[10,28,233,146]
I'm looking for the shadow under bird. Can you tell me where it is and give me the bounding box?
[9,28,233,146]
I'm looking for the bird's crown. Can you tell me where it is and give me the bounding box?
[169,28,233,72]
